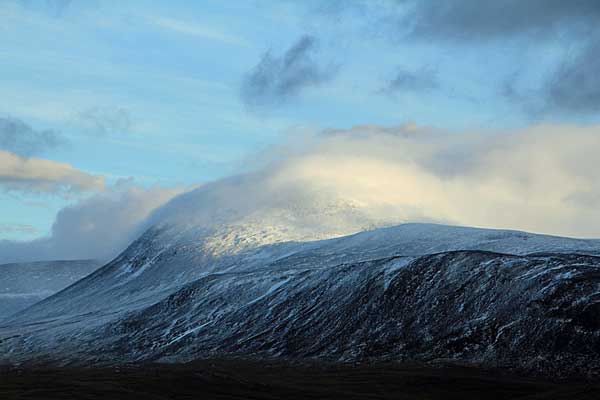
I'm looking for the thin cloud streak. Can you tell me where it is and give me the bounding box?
[149,16,249,47]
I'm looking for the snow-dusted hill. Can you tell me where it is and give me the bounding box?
[0,260,101,320]
[1,222,599,377]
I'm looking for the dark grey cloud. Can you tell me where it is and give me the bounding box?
[240,35,337,108]
[0,117,65,157]
[307,1,600,117]
[76,107,134,136]
[543,42,600,115]
[310,0,600,40]
[395,1,600,116]
[406,0,600,41]
[382,67,439,95]
[499,42,600,117]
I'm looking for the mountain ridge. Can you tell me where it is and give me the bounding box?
[1,223,599,378]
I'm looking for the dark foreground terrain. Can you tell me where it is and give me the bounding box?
[1,359,599,400]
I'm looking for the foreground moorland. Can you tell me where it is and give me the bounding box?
[1,359,599,400]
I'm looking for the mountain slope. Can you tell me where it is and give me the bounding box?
[111,251,600,377]
[1,224,599,377]
[0,260,101,320]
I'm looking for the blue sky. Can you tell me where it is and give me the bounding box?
[1,0,600,253]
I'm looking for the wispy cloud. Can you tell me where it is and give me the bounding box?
[381,66,439,95]
[240,35,338,109]
[75,106,134,136]
[0,117,65,157]
[0,223,39,236]
[149,16,249,47]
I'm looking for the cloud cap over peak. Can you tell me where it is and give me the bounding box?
[147,122,600,241]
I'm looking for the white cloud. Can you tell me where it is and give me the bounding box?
[0,150,105,194]
[0,184,183,263]
[151,122,600,239]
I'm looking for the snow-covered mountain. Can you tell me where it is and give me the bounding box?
[1,221,599,377]
[0,260,101,320]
